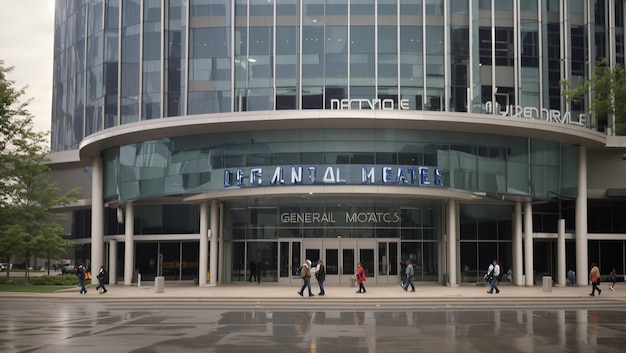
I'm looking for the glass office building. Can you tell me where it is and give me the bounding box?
[48,0,626,286]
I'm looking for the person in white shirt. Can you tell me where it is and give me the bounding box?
[485,259,501,294]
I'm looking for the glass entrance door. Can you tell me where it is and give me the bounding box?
[378,240,399,284]
[302,239,377,285]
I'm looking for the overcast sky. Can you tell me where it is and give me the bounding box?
[0,0,55,134]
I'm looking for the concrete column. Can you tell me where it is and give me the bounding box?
[210,199,219,286]
[576,145,588,285]
[91,156,104,277]
[513,202,523,286]
[557,219,566,285]
[109,239,117,284]
[218,202,224,284]
[199,201,209,286]
[524,201,534,286]
[446,200,458,286]
[124,202,134,285]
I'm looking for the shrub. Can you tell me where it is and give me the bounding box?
[0,275,90,286]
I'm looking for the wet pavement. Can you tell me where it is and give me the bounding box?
[2,298,626,352]
[2,283,626,352]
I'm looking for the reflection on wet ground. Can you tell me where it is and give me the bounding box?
[1,300,625,353]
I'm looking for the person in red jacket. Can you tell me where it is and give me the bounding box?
[589,263,601,296]
[355,262,367,294]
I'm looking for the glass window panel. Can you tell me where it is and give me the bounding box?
[350,26,375,82]
[378,0,397,15]
[425,0,443,15]
[400,0,422,15]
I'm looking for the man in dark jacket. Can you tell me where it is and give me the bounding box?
[77,263,87,294]
[315,259,326,296]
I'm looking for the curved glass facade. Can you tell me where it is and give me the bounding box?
[103,128,577,201]
[52,0,623,152]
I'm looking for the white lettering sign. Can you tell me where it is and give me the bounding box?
[330,98,410,110]
[280,212,401,224]
[485,101,586,126]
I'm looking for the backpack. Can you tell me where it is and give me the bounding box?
[494,265,502,281]
[299,265,309,279]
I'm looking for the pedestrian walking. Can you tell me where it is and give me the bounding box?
[297,259,314,297]
[589,262,601,296]
[355,262,367,293]
[96,265,108,294]
[567,269,576,285]
[76,263,87,294]
[485,259,500,294]
[609,267,616,291]
[256,260,263,284]
[315,259,326,296]
[399,261,407,286]
[248,260,257,283]
[401,259,415,292]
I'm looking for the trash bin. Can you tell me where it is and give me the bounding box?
[349,276,356,287]
[193,278,198,286]
[542,276,552,292]
[155,276,165,293]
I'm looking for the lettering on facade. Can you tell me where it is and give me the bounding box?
[484,101,586,126]
[223,165,444,188]
[280,212,401,224]
[330,98,410,110]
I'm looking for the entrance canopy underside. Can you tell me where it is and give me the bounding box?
[182,184,482,203]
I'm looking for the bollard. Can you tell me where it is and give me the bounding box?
[138,273,141,287]
[155,276,165,293]
[542,276,552,292]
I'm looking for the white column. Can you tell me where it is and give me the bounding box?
[218,202,224,284]
[199,201,209,286]
[513,202,523,286]
[109,239,117,284]
[91,157,104,277]
[446,200,458,286]
[557,219,566,286]
[124,202,134,285]
[524,201,534,286]
[576,145,588,285]
[210,199,219,286]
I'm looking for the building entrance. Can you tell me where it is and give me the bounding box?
[298,239,399,285]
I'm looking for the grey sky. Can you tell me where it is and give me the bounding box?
[0,0,55,134]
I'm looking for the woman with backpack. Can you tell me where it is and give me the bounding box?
[485,259,501,294]
[297,260,314,297]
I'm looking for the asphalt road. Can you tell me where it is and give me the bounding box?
[1,298,625,353]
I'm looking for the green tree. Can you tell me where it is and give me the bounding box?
[562,60,626,135]
[0,60,80,282]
